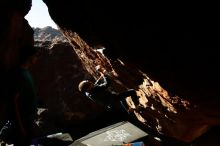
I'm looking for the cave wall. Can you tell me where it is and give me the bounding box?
[41,1,220,141]
[42,0,220,108]
[0,0,33,70]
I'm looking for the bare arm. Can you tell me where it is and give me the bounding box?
[94,74,111,89]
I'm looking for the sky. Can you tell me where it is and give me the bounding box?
[25,0,58,29]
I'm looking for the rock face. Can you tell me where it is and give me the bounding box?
[41,0,220,142]
[62,31,220,143]
[31,32,104,130]
[32,28,202,142]
[41,0,220,105]
[32,27,220,142]
[41,3,220,131]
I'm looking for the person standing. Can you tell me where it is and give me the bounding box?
[0,44,39,146]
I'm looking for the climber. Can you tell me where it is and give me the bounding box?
[78,73,139,113]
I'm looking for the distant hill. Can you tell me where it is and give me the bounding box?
[33,26,67,42]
